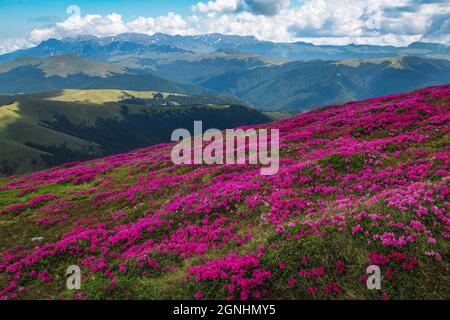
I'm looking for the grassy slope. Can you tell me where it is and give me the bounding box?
[44,89,182,104]
[0,91,125,175]
[0,85,448,300]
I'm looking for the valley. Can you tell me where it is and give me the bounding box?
[0,89,270,176]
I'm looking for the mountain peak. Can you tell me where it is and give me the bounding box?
[36,38,63,47]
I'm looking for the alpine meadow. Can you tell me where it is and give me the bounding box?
[0,0,448,307]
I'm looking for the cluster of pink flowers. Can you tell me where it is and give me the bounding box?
[187,253,272,300]
[368,251,418,271]
[0,194,57,215]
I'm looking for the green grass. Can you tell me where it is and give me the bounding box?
[44,89,183,104]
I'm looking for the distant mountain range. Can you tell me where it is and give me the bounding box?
[1,33,449,62]
[0,89,270,176]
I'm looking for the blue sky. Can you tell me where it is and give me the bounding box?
[0,0,448,54]
[0,0,196,37]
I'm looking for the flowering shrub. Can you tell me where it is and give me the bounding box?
[0,85,449,300]
[187,253,272,300]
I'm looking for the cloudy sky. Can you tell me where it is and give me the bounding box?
[0,0,449,54]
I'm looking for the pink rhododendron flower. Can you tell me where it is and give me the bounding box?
[194,291,203,300]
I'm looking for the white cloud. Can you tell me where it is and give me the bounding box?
[0,37,34,55]
[29,28,56,43]
[187,0,450,44]
[0,0,448,54]
[192,0,244,14]
[34,12,196,40]
[37,13,129,39]
[127,12,196,36]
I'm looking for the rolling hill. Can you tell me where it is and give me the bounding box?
[200,56,450,110]
[0,89,270,176]
[0,55,211,95]
[0,85,448,300]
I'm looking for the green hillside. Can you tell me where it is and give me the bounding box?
[0,55,127,78]
[0,89,270,176]
[200,56,450,110]
[2,54,449,112]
